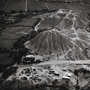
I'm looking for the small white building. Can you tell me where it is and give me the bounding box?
[35,55,44,61]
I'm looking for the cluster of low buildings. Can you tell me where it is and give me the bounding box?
[14,65,77,90]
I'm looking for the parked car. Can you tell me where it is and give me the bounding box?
[22,55,44,64]
[23,55,35,64]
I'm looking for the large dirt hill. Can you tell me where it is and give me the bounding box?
[24,30,73,54]
[24,9,90,60]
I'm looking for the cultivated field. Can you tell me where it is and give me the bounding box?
[0,1,90,90]
[0,26,32,49]
[1,0,90,12]
[4,0,47,11]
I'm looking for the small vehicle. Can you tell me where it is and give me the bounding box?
[23,55,35,64]
[22,55,43,64]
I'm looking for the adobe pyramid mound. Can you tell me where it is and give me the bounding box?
[37,9,89,31]
[24,29,73,55]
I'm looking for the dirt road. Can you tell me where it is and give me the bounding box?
[37,60,90,66]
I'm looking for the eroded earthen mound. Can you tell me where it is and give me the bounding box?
[24,30,73,55]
